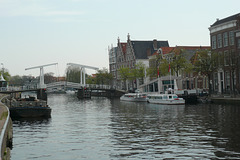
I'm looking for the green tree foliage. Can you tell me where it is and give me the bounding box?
[193,49,218,94]
[66,66,81,83]
[147,49,192,78]
[9,75,23,86]
[194,49,217,76]
[228,50,238,93]
[86,75,96,84]
[147,54,168,78]
[132,62,146,85]
[9,75,36,86]
[44,72,55,84]
[170,50,193,76]
[159,59,170,76]
[95,68,113,85]
[118,67,130,90]
[118,67,130,81]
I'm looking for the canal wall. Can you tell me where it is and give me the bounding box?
[0,94,13,160]
[211,97,240,105]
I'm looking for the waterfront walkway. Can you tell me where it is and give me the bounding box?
[0,94,7,135]
[0,94,11,160]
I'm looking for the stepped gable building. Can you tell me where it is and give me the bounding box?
[114,34,169,90]
[209,13,240,94]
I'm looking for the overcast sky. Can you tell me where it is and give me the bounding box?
[0,0,239,77]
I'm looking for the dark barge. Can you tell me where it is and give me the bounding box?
[4,96,51,118]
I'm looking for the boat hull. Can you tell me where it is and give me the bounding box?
[147,99,185,105]
[10,107,51,118]
[120,93,147,102]
[120,97,147,102]
[147,93,185,105]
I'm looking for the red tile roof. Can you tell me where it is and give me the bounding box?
[161,46,210,54]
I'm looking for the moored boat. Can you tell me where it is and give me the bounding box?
[4,96,51,118]
[147,93,185,105]
[120,93,147,102]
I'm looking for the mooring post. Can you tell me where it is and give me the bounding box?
[77,88,91,99]
[37,89,47,101]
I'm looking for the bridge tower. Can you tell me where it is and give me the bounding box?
[25,63,58,88]
[67,63,99,86]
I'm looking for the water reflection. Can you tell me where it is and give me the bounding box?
[11,95,240,159]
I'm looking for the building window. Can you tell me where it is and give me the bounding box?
[223,32,228,47]
[238,39,240,49]
[206,77,209,88]
[218,52,223,66]
[230,50,235,65]
[212,35,217,49]
[229,31,234,46]
[225,71,230,91]
[224,50,229,66]
[217,34,222,48]
[214,72,218,92]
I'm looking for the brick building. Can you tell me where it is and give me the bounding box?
[209,13,240,94]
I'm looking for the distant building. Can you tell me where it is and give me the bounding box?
[0,74,7,91]
[110,34,169,90]
[108,46,117,87]
[209,13,240,94]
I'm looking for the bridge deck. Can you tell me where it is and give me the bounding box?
[0,89,40,94]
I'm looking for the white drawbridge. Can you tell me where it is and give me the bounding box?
[67,63,99,86]
[25,63,58,88]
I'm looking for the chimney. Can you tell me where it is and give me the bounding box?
[117,37,120,47]
[153,39,158,50]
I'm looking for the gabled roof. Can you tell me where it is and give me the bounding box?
[131,40,169,59]
[161,47,175,55]
[211,13,240,27]
[120,43,127,54]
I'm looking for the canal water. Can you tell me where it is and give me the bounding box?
[11,94,240,159]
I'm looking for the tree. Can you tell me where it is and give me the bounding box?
[228,50,238,94]
[95,68,113,86]
[66,66,81,83]
[193,49,218,94]
[86,75,96,84]
[9,75,23,86]
[159,59,170,76]
[44,72,55,84]
[147,49,192,78]
[132,62,146,85]
[104,69,113,86]
[170,51,193,77]
[147,54,168,78]
[118,67,130,90]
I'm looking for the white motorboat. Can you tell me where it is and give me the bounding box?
[147,93,185,105]
[120,93,147,102]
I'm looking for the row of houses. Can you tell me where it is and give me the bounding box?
[109,13,240,95]
[209,13,240,94]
